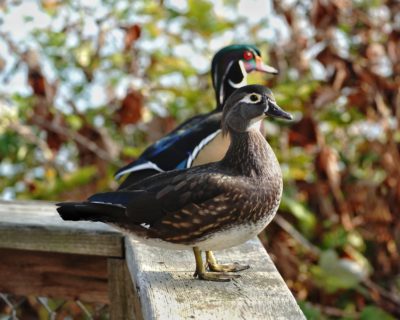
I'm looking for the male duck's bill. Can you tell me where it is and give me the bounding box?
[244,55,278,74]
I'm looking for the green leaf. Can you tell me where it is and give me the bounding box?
[74,42,93,68]
[0,132,23,160]
[280,194,316,236]
[121,146,146,159]
[66,115,83,130]
[360,306,395,320]
[311,250,367,293]
[298,301,326,320]
[322,227,348,249]
[185,0,231,35]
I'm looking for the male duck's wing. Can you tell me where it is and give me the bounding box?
[114,111,221,181]
[167,112,208,133]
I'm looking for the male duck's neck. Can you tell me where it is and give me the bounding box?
[216,65,246,111]
[216,81,245,111]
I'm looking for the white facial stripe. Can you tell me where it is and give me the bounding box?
[220,60,234,105]
[228,60,248,88]
[239,93,263,104]
[238,60,248,77]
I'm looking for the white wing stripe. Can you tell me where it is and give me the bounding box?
[115,162,164,180]
[186,129,221,168]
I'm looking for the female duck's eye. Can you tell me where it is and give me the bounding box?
[249,94,259,102]
[243,51,253,60]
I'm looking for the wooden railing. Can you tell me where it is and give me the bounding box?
[0,200,305,319]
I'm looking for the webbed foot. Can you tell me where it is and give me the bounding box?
[193,247,242,282]
[196,270,241,282]
[206,251,250,272]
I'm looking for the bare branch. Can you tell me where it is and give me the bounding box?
[30,115,122,166]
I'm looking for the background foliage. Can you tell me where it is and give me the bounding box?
[0,0,399,319]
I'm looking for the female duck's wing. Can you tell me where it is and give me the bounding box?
[58,168,230,229]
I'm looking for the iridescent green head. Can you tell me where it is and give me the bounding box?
[211,44,278,110]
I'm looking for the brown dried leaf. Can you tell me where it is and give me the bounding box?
[28,69,47,97]
[347,88,368,109]
[315,146,341,192]
[288,115,319,149]
[311,0,339,30]
[388,31,400,70]
[77,125,105,166]
[115,90,144,126]
[45,113,67,152]
[124,24,141,51]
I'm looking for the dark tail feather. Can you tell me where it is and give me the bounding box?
[88,192,132,206]
[56,201,126,223]
[88,190,148,207]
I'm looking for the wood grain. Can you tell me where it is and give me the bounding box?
[0,200,123,257]
[125,237,305,320]
[0,249,109,303]
[108,258,139,320]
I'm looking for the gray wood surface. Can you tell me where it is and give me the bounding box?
[125,237,305,320]
[0,200,123,257]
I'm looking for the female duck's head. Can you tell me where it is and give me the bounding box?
[221,85,292,135]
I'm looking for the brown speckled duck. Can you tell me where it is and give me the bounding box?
[57,85,292,281]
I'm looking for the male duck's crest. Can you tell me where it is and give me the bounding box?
[211,44,278,109]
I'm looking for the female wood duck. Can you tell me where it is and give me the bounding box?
[115,45,278,188]
[57,85,292,282]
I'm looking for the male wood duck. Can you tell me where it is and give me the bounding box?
[115,44,278,188]
[57,85,292,281]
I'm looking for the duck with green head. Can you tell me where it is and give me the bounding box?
[115,44,278,188]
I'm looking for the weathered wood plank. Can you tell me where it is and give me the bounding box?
[108,258,139,320]
[0,249,109,303]
[125,237,305,320]
[0,200,123,257]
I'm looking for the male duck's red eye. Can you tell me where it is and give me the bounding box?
[243,51,253,60]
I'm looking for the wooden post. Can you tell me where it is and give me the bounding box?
[108,258,141,320]
[0,248,109,303]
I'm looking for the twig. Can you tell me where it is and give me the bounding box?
[362,278,400,307]
[311,303,359,318]
[8,121,54,163]
[274,215,321,256]
[31,115,121,166]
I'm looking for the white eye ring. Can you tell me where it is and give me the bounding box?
[240,93,262,104]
